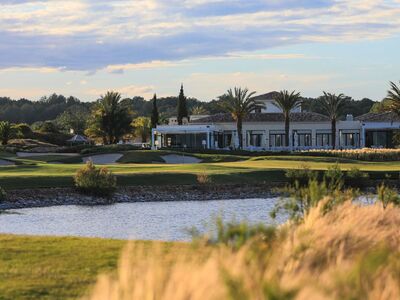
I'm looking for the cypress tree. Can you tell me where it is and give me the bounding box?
[177,84,188,125]
[150,94,159,129]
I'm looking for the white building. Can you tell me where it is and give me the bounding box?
[152,92,400,151]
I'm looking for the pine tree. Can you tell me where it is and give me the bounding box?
[150,94,159,129]
[177,84,188,125]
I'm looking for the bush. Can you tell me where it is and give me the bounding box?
[345,167,369,187]
[285,164,317,187]
[196,172,212,185]
[272,179,356,221]
[33,131,72,146]
[0,187,7,202]
[189,216,276,250]
[74,161,117,197]
[377,183,400,209]
[324,164,344,190]
[12,123,33,138]
[39,121,59,133]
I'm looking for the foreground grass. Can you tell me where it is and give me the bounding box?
[0,235,187,300]
[1,154,400,189]
[87,202,400,300]
[1,202,399,299]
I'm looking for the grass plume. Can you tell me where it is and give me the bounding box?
[85,200,400,300]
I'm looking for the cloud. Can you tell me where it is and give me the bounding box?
[184,71,335,99]
[86,84,156,99]
[0,0,399,70]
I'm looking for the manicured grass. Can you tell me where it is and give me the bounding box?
[14,155,83,164]
[0,235,125,299]
[0,235,187,300]
[0,151,16,158]
[0,154,399,189]
[118,150,166,163]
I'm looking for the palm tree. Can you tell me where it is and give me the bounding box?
[220,87,263,149]
[273,90,302,148]
[86,91,132,144]
[385,81,400,115]
[191,106,208,115]
[318,92,346,149]
[132,117,151,143]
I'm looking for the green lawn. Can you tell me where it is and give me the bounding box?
[1,153,399,189]
[0,235,186,300]
[0,235,125,299]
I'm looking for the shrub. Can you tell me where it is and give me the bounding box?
[13,123,33,138]
[272,179,355,221]
[33,131,72,146]
[345,167,369,187]
[74,161,117,197]
[285,164,317,187]
[377,183,400,209]
[214,218,276,249]
[39,121,59,133]
[0,187,7,202]
[189,216,276,250]
[324,164,344,190]
[196,172,212,185]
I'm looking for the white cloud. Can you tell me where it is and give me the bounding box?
[86,84,156,99]
[0,0,399,70]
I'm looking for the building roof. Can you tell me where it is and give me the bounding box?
[67,134,89,143]
[191,112,330,123]
[250,91,280,101]
[356,112,400,122]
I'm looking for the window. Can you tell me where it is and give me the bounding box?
[316,132,332,147]
[223,131,233,147]
[293,131,312,147]
[270,132,286,147]
[248,131,263,147]
[340,130,360,147]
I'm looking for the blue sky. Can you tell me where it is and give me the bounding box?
[0,0,399,101]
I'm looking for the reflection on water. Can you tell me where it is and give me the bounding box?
[0,198,284,241]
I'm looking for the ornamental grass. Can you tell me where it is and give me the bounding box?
[304,148,400,161]
[85,201,400,300]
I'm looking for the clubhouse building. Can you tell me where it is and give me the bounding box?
[152,92,400,151]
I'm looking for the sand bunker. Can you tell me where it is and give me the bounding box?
[161,154,202,164]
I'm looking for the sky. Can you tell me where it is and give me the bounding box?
[0,0,399,102]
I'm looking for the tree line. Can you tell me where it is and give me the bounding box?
[0,84,387,146]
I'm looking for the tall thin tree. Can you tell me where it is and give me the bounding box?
[319,92,346,149]
[151,94,159,129]
[177,84,188,125]
[221,87,263,149]
[273,90,302,148]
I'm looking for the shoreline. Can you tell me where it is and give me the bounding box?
[0,184,285,210]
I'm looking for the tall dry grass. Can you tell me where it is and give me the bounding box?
[304,148,400,161]
[84,201,400,300]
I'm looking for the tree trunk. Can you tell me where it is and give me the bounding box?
[285,113,290,148]
[332,118,336,149]
[237,118,243,149]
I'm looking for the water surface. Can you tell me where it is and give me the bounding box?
[0,198,281,241]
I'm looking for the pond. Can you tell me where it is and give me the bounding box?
[0,198,284,241]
